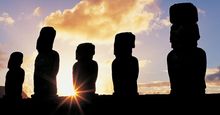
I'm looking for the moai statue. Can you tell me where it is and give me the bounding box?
[167,3,207,96]
[72,43,98,98]
[33,27,59,99]
[5,52,25,100]
[112,32,139,96]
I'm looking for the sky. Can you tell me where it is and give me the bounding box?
[0,0,220,97]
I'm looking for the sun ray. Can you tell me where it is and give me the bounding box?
[55,81,97,115]
[74,95,84,115]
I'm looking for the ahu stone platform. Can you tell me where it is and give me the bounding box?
[0,94,219,115]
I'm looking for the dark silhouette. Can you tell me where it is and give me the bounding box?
[112,32,139,96]
[33,27,59,98]
[167,3,207,96]
[4,52,24,100]
[72,43,98,98]
[169,2,198,24]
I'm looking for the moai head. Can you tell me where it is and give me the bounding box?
[76,43,95,61]
[36,27,56,53]
[170,24,200,49]
[169,3,200,50]
[169,2,198,25]
[8,52,23,69]
[114,32,135,58]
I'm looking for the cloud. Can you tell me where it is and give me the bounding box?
[138,80,220,94]
[150,16,171,30]
[138,81,170,87]
[205,66,220,94]
[139,59,152,68]
[205,81,220,94]
[198,8,206,15]
[33,7,41,17]
[206,81,220,87]
[138,81,170,94]
[159,17,171,27]
[0,12,15,25]
[206,67,220,81]
[206,67,219,76]
[43,0,160,41]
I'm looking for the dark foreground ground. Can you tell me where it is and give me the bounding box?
[0,94,219,115]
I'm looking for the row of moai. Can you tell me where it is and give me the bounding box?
[4,27,139,100]
[3,2,207,100]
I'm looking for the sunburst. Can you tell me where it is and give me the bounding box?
[56,84,95,115]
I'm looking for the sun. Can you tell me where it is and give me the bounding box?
[56,60,95,97]
[55,58,114,97]
[57,64,76,96]
[56,64,94,97]
[72,89,78,97]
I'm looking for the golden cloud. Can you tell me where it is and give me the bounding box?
[43,0,160,41]
[0,12,15,25]
[160,17,171,27]
[206,81,220,87]
[138,81,170,94]
[206,81,220,94]
[206,67,219,76]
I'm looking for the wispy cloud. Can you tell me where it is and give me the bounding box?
[205,81,220,94]
[138,81,170,94]
[159,17,171,27]
[0,12,15,25]
[139,59,152,68]
[204,66,220,93]
[138,80,220,94]
[198,8,206,15]
[206,67,219,76]
[150,16,171,31]
[138,81,170,87]
[33,7,41,17]
[206,66,220,81]
[43,0,160,41]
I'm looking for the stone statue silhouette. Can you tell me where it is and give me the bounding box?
[167,3,207,96]
[4,52,24,100]
[72,43,98,98]
[33,27,59,98]
[112,32,139,96]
